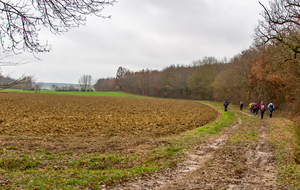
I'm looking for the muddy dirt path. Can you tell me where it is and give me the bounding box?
[224,120,277,190]
[115,113,278,190]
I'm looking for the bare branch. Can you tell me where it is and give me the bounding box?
[0,75,33,89]
[0,0,116,55]
[255,0,300,58]
[0,54,29,66]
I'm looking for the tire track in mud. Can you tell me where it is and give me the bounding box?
[115,112,278,190]
[225,120,277,190]
[158,117,277,190]
[115,117,241,190]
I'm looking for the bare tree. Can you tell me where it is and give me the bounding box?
[116,66,131,91]
[255,0,300,59]
[0,0,116,55]
[51,84,56,90]
[78,74,93,91]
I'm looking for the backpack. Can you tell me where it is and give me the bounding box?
[253,104,258,109]
[269,103,273,111]
[224,102,228,107]
[261,105,265,111]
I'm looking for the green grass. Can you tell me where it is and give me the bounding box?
[0,149,182,189]
[229,130,258,143]
[35,149,42,153]
[2,89,142,98]
[268,118,300,188]
[6,146,17,150]
[195,110,235,135]
[229,114,259,144]
[0,157,40,171]
[182,101,236,137]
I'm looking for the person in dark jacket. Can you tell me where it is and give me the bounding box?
[253,102,258,116]
[240,102,243,111]
[224,100,229,112]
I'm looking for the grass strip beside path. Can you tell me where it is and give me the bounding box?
[268,118,300,188]
[195,101,236,135]
[178,101,236,147]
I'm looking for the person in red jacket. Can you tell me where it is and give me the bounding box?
[259,101,266,119]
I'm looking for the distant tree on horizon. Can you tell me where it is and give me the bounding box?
[78,74,94,92]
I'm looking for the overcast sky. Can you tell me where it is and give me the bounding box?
[2,0,269,84]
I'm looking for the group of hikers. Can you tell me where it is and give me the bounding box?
[223,100,274,119]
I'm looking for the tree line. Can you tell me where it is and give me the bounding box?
[95,0,300,112]
[94,44,298,112]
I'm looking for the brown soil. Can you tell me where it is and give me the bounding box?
[116,114,278,190]
[0,92,216,138]
[0,92,217,155]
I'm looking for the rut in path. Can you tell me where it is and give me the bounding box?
[116,114,278,190]
[158,118,277,190]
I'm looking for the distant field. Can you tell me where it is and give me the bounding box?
[3,89,141,97]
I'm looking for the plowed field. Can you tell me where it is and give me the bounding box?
[0,92,217,138]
